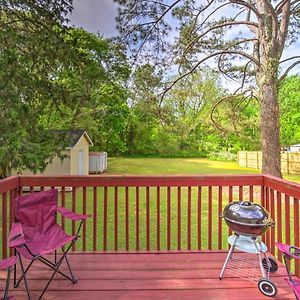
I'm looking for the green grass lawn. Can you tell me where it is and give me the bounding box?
[1,158,299,257]
[107,157,300,183]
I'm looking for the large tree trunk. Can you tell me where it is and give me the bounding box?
[258,72,282,177]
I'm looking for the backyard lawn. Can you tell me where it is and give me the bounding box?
[60,158,299,252]
[107,157,300,183]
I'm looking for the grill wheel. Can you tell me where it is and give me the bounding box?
[258,278,277,297]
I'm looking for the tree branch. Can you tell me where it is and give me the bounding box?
[280,55,300,64]
[278,0,291,55]
[261,0,279,47]
[279,60,300,81]
[134,0,182,56]
[181,20,258,59]
[162,50,260,99]
[229,0,262,18]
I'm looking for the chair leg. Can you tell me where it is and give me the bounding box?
[54,250,57,264]
[17,253,32,300]
[38,238,77,300]
[62,247,77,283]
[13,249,17,288]
[14,259,34,288]
[3,268,11,300]
[38,256,75,282]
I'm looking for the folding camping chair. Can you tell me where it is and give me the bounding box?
[8,189,90,300]
[276,242,300,300]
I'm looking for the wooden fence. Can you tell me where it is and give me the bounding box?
[238,151,300,174]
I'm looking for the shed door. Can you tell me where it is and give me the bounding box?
[78,150,84,175]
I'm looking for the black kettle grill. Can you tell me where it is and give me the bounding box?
[219,200,278,297]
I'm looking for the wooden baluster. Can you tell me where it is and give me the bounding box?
[187,186,192,250]
[276,192,282,261]
[218,186,223,250]
[146,187,150,250]
[114,187,118,251]
[82,187,87,251]
[294,198,299,277]
[157,187,160,251]
[270,189,275,255]
[136,187,140,251]
[177,187,181,251]
[103,187,108,251]
[198,187,202,250]
[167,187,171,250]
[2,193,7,259]
[72,187,76,251]
[93,187,97,251]
[125,187,129,251]
[208,186,212,250]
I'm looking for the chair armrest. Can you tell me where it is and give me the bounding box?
[57,207,91,221]
[9,222,26,248]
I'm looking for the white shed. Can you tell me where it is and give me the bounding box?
[89,152,107,174]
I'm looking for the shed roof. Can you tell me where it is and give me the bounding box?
[50,129,93,148]
[290,144,300,147]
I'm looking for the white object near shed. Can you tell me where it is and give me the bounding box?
[89,152,107,173]
[289,144,300,152]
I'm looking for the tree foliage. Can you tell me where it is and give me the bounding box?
[127,64,259,157]
[279,75,300,147]
[42,28,131,155]
[0,0,74,177]
[0,1,130,177]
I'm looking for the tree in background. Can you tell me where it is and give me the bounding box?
[0,0,74,177]
[0,1,130,177]
[128,64,168,155]
[43,28,130,155]
[279,75,300,147]
[115,0,300,177]
[128,63,258,157]
[166,70,223,154]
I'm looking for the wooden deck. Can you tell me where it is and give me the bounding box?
[0,251,296,300]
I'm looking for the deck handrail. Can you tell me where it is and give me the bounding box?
[0,174,299,276]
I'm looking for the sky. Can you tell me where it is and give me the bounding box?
[69,0,118,37]
[69,0,300,80]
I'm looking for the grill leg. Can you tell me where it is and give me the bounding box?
[252,237,267,278]
[219,234,239,279]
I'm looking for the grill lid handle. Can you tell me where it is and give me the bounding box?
[267,221,275,228]
[241,201,252,206]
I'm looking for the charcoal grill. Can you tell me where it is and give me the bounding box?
[219,200,278,297]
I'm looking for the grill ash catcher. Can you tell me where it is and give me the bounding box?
[219,200,278,297]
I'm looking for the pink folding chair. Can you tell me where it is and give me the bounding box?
[276,242,300,300]
[0,256,17,300]
[8,189,90,300]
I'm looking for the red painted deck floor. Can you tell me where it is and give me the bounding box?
[0,251,296,300]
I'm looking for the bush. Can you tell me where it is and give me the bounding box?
[207,151,237,162]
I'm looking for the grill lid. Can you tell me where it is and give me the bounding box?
[223,200,270,226]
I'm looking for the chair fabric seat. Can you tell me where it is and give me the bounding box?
[18,224,75,260]
[0,256,18,270]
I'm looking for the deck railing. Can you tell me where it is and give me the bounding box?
[0,174,299,276]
